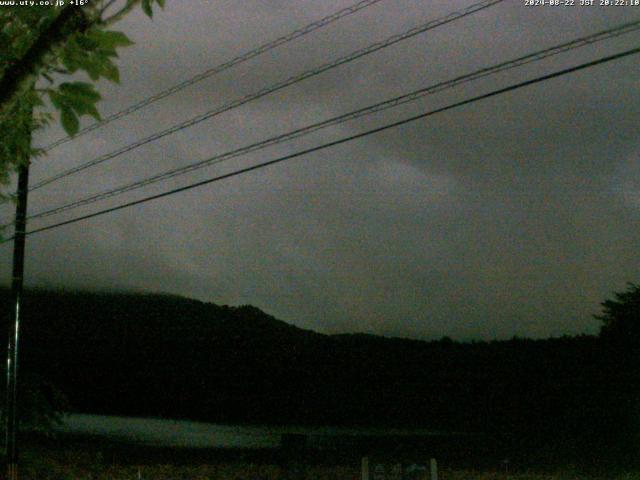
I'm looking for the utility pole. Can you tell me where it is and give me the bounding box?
[5,121,31,480]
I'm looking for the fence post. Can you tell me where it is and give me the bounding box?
[430,458,438,480]
[361,456,369,480]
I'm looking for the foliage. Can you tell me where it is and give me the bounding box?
[0,0,165,194]
[0,87,41,201]
[1,372,70,435]
[596,282,640,345]
[0,0,165,435]
[592,283,640,465]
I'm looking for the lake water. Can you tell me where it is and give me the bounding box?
[56,414,447,449]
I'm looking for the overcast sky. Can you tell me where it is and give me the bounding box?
[1,0,639,340]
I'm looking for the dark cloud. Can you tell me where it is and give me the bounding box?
[1,0,639,340]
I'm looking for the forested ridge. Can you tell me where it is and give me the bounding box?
[0,287,637,465]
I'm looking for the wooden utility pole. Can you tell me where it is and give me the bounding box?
[5,141,31,480]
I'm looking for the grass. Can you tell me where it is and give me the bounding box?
[11,436,640,479]
[16,455,640,480]
[441,471,640,480]
[16,466,640,480]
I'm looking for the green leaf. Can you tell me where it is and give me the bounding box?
[155,0,166,8]
[101,61,120,83]
[97,47,119,59]
[69,99,101,121]
[89,30,134,49]
[56,83,102,121]
[59,82,101,103]
[48,91,65,110]
[83,58,103,80]
[60,107,79,136]
[59,41,83,73]
[59,49,79,73]
[75,34,100,51]
[86,104,101,121]
[142,0,153,18]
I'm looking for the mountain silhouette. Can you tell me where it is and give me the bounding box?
[0,288,633,466]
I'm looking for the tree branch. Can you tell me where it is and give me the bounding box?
[99,0,121,17]
[101,0,141,27]
[0,6,92,118]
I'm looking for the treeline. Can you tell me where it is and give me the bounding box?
[0,288,637,466]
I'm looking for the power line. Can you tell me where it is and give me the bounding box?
[21,19,640,223]
[30,0,504,191]
[5,45,638,243]
[41,0,388,152]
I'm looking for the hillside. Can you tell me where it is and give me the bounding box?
[0,288,635,465]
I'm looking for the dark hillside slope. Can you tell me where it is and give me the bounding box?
[0,288,629,464]
[0,289,326,422]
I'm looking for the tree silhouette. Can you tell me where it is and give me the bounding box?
[597,282,640,347]
[594,283,640,464]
